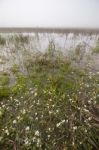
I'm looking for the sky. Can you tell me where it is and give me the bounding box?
[0,0,99,28]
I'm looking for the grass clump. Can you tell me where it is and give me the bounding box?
[15,35,29,45]
[0,36,6,46]
[92,39,99,54]
[0,87,10,98]
[11,64,19,74]
[92,46,99,53]
[0,75,10,86]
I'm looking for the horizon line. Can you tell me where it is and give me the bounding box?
[0,27,99,33]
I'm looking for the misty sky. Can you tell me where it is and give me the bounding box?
[0,0,99,28]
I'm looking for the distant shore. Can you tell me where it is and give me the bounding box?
[0,27,99,34]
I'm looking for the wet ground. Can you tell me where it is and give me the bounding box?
[0,31,99,73]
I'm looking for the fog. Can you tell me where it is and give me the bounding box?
[0,0,99,28]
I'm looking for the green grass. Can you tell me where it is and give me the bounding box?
[0,36,6,46]
[0,37,99,149]
[92,46,99,53]
[0,74,10,86]
[0,50,99,150]
[10,64,20,74]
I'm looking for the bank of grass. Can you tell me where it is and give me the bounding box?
[0,50,99,150]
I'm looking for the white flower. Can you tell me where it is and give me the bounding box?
[33,137,36,142]
[93,101,96,104]
[21,109,26,114]
[25,140,29,145]
[14,99,18,102]
[5,129,9,135]
[89,76,92,79]
[84,129,87,133]
[37,138,41,147]
[84,119,87,123]
[97,72,99,75]
[89,72,92,75]
[69,99,72,102]
[17,116,20,120]
[25,126,30,131]
[83,108,89,113]
[2,105,5,108]
[48,135,51,138]
[31,91,34,94]
[77,107,80,110]
[49,111,52,114]
[48,128,51,131]
[13,120,17,124]
[66,120,68,123]
[35,112,38,116]
[37,138,41,143]
[24,138,29,145]
[56,123,61,127]
[56,109,59,113]
[10,96,13,100]
[37,102,40,105]
[61,120,65,123]
[35,130,40,136]
[56,120,65,127]
[49,98,52,102]
[86,84,89,88]
[73,126,77,130]
[88,117,92,121]
[34,92,37,96]
[41,115,43,118]
[35,117,38,120]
